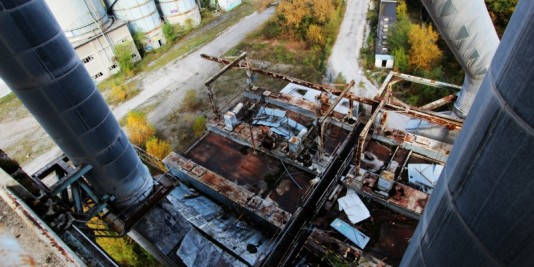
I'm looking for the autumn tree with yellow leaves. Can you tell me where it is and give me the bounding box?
[269,0,342,45]
[125,111,155,147]
[146,137,171,160]
[407,24,442,70]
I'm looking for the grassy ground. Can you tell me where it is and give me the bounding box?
[225,1,347,85]
[227,39,325,83]
[0,93,28,123]
[4,128,55,165]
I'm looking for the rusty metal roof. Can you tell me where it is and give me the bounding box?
[164,151,292,229]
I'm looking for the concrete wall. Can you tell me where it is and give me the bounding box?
[375,54,394,68]
[75,24,141,83]
[218,0,242,11]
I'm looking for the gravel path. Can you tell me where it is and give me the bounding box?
[328,0,377,98]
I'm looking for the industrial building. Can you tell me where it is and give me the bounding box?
[375,0,397,69]
[1,0,533,266]
[44,0,141,82]
[45,0,202,82]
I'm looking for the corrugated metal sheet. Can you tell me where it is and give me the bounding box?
[330,218,370,249]
[337,189,370,224]
[253,107,305,139]
[407,164,443,193]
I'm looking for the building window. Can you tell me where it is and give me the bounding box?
[82,55,94,64]
[108,64,118,71]
[92,72,103,79]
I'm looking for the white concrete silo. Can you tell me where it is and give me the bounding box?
[44,0,141,82]
[156,0,201,27]
[106,0,165,51]
[45,0,113,42]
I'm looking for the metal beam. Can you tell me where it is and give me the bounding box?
[384,103,463,130]
[355,86,394,172]
[320,81,355,122]
[419,94,457,111]
[377,71,396,96]
[47,165,92,197]
[201,54,340,94]
[201,54,462,129]
[318,81,355,157]
[392,72,462,90]
[204,52,247,86]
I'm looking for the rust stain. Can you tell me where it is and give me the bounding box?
[190,165,206,177]
[2,192,77,264]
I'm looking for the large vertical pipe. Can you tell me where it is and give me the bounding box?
[421,0,499,118]
[401,0,534,266]
[0,0,153,209]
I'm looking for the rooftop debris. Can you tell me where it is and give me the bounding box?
[330,218,370,249]
[337,189,370,224]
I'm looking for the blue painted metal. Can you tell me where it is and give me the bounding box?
[402,1,534,265]
[71,183,83,214]
[0,0,153,210]
[48,165,92,197]
[85,195,115,219]
[330,218,370,249]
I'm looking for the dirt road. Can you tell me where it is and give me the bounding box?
[116,8,275,123]
[328,0,377,98]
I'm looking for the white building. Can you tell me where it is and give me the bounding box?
[212,0,242,11]
[375,0,397,69]
[72,22,141,83]
[45,0,141,83]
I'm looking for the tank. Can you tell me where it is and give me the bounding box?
[217,0,242,11]
[106,0,164,50]
[0,0,153,210]
[156,0,201,26]
[45,0,113,42]
[401,0,534,266]
[421,0,500,118]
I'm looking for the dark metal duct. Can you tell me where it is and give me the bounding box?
[0,0,153,209]
[401,0,534,266]
[421,0,500,118]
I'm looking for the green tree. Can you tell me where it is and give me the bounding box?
[387,15,411,52]
[485,0,518,36]
[114,42,135,73]
[392,47,409,72]
[192,116,206,137]
[180,89,199,111]
[132,32,146,55]
[162,23,176,42]
[397,0,408,20]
